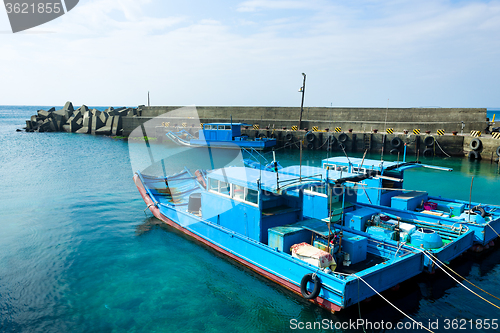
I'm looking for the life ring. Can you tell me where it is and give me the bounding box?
[300,273,322,299]
[422,148,433,157]
[470,138,482,151]
[424,136,435,147]
[306,131,316,143]
[468,150,481,161]
[258,133,267,139]
[391,137,402,148]
[285,133,293,142]
[390,148,400,155]
[497,146,500,157]
[307,143,314,150]
[472,205,487,218]
[338,133,348,143]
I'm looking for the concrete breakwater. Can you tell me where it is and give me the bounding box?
[24,101,136,136]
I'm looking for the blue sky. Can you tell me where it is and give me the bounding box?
[1,0,499,108]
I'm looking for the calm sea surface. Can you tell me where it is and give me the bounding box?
[1,105,500,333]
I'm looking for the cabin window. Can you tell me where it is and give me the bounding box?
[247,189,258,204]
[232,184,245,200]
[352,167,367,174]
[209,178,219,191]
[219,181,230,195]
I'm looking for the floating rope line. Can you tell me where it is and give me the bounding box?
[352,273,435,333]
[421,251,500,310]
[424,251,500,302]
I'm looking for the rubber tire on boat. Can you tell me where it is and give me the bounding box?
[424,136,435,147]
[306,131,316,143]
[390,148,400,155]
[338,133,348,143]
[391,137,402,148]
[497,146,500,157]
[472,206,487,218]
[470,138,482,151]
[307,142,314,150]
[285,133,293,142]
[422,148,433,158]
[468,150,481,161]
[300,273,322,300]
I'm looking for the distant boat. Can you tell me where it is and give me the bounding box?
[166,123,276,150]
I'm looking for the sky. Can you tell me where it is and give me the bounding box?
[1,0,500,108]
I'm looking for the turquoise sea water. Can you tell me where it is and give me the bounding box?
[1,105,500,333]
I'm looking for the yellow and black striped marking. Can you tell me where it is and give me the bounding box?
[437,129,445,136]
[471,130,481,137]
[413,129,420,135]
[312,126,319,132]
[182,123,187,128]
[162,122,170,127]
[291,125,298,131]
[386,128,394,134]
[200,123,204,128]
[492,132,500,139]
[334,127,342,133]
[253,124,260,130]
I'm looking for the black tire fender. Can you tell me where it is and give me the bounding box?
[470,138,482,151]
[258,133,267,139]
[300,273,322,299]
[422,148,433,158]
[391,137,402,148]
[307,143,314,150]
[306,131,316,143]
[468,150,481,161]
[390,148,400,155]
[285,133,293,142]
[497,146,500,157]
[338,133,348,143]
[472,206,487,218]
[424,136,435,147]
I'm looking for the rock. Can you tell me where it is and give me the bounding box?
[91,114,104,134]
[63,101,74,112]
[96,116,114,135]
[76,113,92,134]
[37,110,51,119]
[77,105,89,113]
[39,119,52,132]
[99,111,109,124]
[111,115,122,136]
[47,107,55,112]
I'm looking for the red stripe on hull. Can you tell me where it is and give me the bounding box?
[133,175,341,313]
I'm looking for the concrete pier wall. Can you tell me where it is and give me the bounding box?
[125,106,487,135]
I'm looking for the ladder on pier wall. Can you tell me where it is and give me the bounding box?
[363,133,372,151]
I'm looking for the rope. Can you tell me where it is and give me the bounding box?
[487,223,500,239]
[424,251,500,302]
[434,138,452,158]
[421,251,500,310]
[352,274,435,333]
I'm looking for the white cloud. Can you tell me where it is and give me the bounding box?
[1,0,500,107]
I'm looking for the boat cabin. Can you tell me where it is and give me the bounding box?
[198,123,250,142]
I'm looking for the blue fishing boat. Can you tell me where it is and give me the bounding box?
[320,157,500,248]
[133,165,424,312]
[166,123,276,150]
[279,165,475,272]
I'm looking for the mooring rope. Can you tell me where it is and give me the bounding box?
[421,251,500,310]
[351,273,435,333]
[434,138,452,158]
[424,250,500,302]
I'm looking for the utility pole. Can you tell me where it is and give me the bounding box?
[298,73,306,130]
